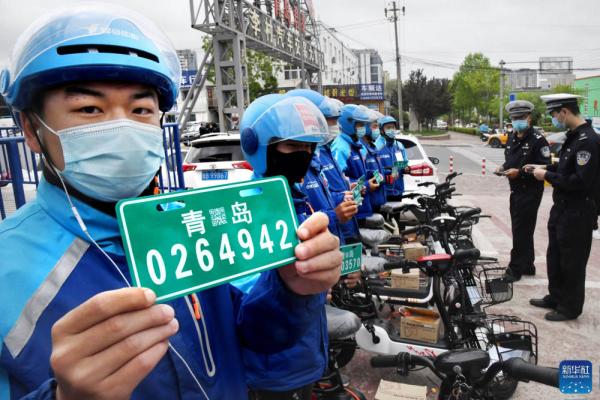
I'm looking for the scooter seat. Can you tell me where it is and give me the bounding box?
[434,348,490,378]
[325,305,362,340]
[361,213,385,229]
[359,228,391,249]
[380,201,405,214]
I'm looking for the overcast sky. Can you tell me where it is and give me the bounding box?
[1,0,600,81]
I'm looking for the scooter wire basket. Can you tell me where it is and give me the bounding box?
[474,261,513,306]
[479,315,538,365]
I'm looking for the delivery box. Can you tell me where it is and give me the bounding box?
[375,380,428,400]
[399,307,441,344]
[402,242,428,261]
[390,269,427,290]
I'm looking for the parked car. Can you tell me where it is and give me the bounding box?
[435,120,448,130]
[182,132,253,189]
[395,133,440,196]
[486,130,508,148]
[546,131,567,162]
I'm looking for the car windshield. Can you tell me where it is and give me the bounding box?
[187,140,244,163]
[397,139,425,160]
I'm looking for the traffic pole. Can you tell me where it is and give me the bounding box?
[482,158,486,175]
[449,156,454,173]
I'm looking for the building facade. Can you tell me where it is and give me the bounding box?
[174,49,211,124]
[538,56,575,90]
[353,49,383,85]
[574,75,600,120]
[506,68,538,90]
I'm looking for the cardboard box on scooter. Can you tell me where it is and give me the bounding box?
[401,242,428,261]
[390,269,424,290]
[375,380,427,400]
[399,307,441,344]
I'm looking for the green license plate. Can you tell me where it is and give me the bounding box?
[117,177,299,302]
[373,170,384,184]
[340,243,362,275]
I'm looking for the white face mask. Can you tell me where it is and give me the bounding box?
[37,117,165,202]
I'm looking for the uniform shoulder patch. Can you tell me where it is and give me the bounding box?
[540,146,551,158]
[576,150,591,166]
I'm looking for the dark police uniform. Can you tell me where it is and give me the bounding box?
[543,121,600,318]
[503,126,551,278]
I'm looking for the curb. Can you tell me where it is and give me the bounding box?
[415,132,451,140]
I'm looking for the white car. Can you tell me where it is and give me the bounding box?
[182,132,253,188]
[394,133,440,196]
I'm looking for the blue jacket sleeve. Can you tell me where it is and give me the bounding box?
[331,138,350,174]
[330,190,345,205]
[7,375,56,400]
[231,270,324,354]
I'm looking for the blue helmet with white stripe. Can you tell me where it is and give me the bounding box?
[240,94,330,177]
[0,4,181,114]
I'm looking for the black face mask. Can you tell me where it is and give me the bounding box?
[265,145,313,186]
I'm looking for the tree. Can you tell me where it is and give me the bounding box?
[402,69,452,129]
[451,53,499,123]
[202,37,281,101]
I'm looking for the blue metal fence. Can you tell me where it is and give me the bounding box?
[0,123,186,220]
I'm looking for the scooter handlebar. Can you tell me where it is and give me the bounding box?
[503,358,559,388]
[370,354,403,368]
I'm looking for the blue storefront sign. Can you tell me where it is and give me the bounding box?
[359,83,384,101]
[181,70,197,89]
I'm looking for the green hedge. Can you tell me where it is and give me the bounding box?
[449,126,478,135]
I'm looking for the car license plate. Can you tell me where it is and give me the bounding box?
[202,170,228,180]
[117,177,299,302]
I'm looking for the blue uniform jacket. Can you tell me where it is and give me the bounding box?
[378,138,407,197]
[316,145,360,242]
[330,134,373,219]
[0,179,324,400]
[362,138,387,210]
[234,183,328,392]
[300,157,345,245]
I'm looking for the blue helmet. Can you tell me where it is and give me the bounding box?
[338,104,370,136]
[240,95,329,177]
[378,115,398,138]
[285,89,340,118]
[0,4,181,114]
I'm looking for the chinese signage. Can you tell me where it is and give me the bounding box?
[117,177,299,302]
[359,83,384,100]
[246,2,320,68]
[180,70,197,89]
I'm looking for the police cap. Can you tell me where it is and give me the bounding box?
[540,93,583,114]
[505,100,534,119]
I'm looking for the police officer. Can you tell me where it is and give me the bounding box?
[527,94,600,321]
[496,100,550,282]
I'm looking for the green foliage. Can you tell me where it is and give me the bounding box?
[449,126,478,135]
[451,53,499,122]
[402,69,452,128]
